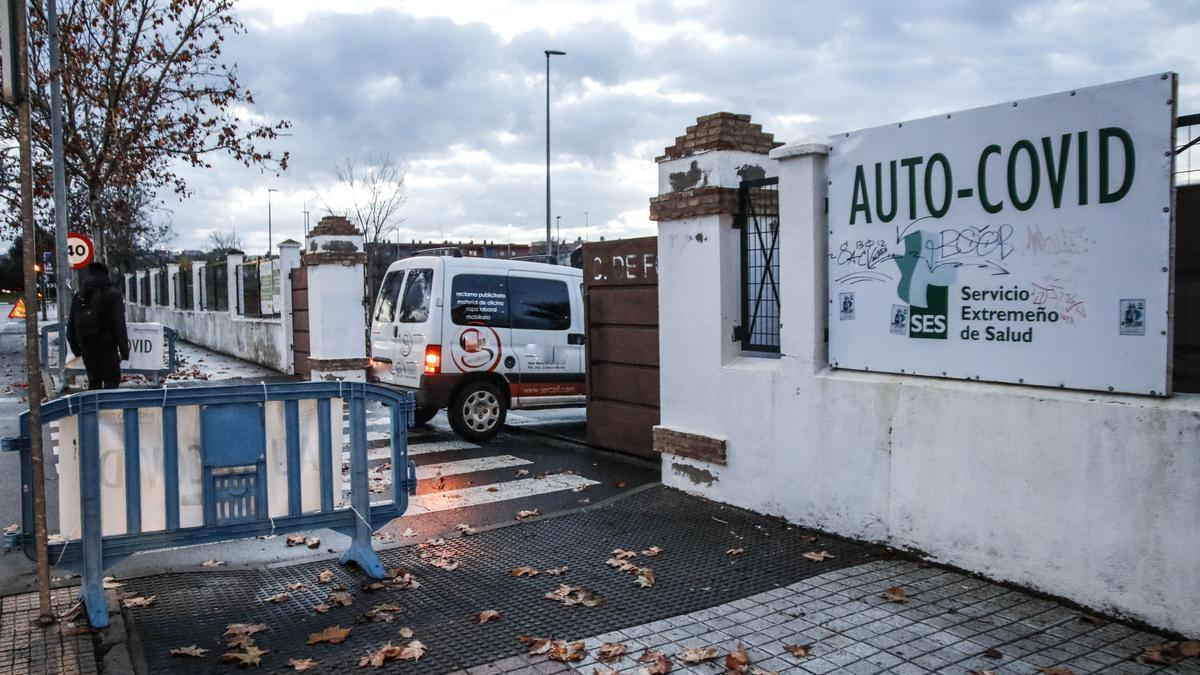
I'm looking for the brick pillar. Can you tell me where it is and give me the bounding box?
[303,216,369,381]
[649,112,781,460]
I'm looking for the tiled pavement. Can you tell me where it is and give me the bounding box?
[0,586,96,675]
[461,561,1200,675]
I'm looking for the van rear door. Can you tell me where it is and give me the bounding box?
[392,267,436,389]
[370,268,406,384]
[507,271,584,404]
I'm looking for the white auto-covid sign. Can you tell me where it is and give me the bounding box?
[827,74,1175,395]
[65,322,166,372]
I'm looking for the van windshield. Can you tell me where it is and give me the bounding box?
[398,269,433,323]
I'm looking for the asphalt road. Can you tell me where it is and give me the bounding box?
[0,306,658,592]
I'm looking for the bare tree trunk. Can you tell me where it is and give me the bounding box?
[16,0,55,624]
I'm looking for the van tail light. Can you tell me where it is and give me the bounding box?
[423,345,441,375]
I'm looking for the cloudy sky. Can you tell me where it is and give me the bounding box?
[165,0,1200,254]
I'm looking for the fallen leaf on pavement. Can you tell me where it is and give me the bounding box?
[317,570,334,584]
[314,603,332,614]
[799,534,818,544]
[222,644,268,667]
[328,591,354,607]
[642,546,664,557]
[1038,668,1076,675]
[374,531,395,542]
[285,534,306,547]
[424,537,446,546]
[456,523,476,535]
[1182,641,1200,657]
[802,550,835,562]
[981,648,1002,659]
[612,548,637,559]
[521,636,553,656]
[516,469,530,476]
[398,627,414,638]
[727,548,744,556]
[224,623,266,638]
[1077,612,1107,626]
[263,592,290,604]
[122,595,156,608]
[201,559,226,567]
[363,604,404,623]
[881,586,907,603]
[571,484,587,492]
[487,487,499,492]
[286,582,307,592]
[607,558,638,572]
[1142,640,1200,665]
[544,565,569,576]
[516,509,541,519]
[476,609,502,624]
[287,657,319,671]
[430,557,460,571]
[307,625,352,645]
[593,669,619,675]
[967,670,997,675]
[635,568,656,588]
[544,584,604,607]
[306,536,321,549]
[102,577,124,589]
[725,642,751,674]
[679,645,720,664]
[401,528,417,537]
[169,645,208,657]
[596,642,627,662]
[637,650,673,674]
[510,566,540,577]
[783,644,812,658]
[548,641,587,663]
[614,480,627,488]
[400,640,426,661]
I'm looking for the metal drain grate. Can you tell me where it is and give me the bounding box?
[125,486,876,674]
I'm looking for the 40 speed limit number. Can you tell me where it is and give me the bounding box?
[66,232,95,269]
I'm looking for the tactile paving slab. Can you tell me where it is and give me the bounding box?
[125,486,875,674]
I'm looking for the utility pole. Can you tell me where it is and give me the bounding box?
[585,211,589,242]
[267,188,278,257]
[10,0,54,623]
[544,49,565,264]
[46,0,69,391]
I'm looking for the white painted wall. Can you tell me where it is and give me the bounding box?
[655,144,1200,636]
[126,302,288,372]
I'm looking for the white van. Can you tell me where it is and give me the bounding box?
[368,255,586,441]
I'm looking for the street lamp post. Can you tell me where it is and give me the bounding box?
[267,188,278,257]
[555,215,561,262]
[544,49,565,264]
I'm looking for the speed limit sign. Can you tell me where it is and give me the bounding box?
[66,232,95,269]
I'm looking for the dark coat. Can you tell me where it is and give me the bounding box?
[67,270,129,361]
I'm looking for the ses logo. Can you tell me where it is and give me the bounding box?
[892,231,950,340]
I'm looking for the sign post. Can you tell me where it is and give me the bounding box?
[826,73,1176,396]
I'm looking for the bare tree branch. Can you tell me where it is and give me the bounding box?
[315,153,409,243]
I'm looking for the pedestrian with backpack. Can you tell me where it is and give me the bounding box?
[67,262,129,390]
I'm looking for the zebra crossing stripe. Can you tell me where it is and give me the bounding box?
[405,474,599,514]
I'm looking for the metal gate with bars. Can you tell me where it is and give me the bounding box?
[292,266,311,379]
[735,177,781,353]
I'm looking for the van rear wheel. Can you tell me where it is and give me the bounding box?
[412,406,439,427]
[449,381,506,442]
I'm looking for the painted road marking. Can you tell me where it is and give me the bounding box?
[342,439,479,465]
[344,455,534,501]
[406,474,599,514]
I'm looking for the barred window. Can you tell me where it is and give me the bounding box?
[736,177,781,354]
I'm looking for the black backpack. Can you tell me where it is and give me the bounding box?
[74,287,110,340]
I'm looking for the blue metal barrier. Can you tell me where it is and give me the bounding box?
[1,381,416,629]
[39,322,180,381]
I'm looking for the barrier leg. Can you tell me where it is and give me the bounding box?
[78,404,110,628]
[338,391,385,578]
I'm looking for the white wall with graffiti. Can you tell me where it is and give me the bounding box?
[654,76,1200,637]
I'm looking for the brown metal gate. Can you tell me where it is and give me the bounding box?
[291,266,311,379]
[583,237,659,458]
